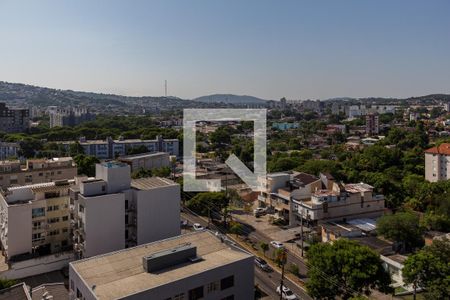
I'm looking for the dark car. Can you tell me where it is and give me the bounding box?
[254,257,271,271]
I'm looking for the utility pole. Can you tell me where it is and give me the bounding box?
[278,249,287,300]
[300,201,304,257]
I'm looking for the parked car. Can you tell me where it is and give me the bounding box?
[270,241,285,249]
[253,207,267,217]
[193,223,204,231]
[276,285,298,300]
[254,257,271,271]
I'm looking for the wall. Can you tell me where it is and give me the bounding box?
[83,193,125,257]
[7,203,32,257]
[1,251,74,280]
[135,184,180,245]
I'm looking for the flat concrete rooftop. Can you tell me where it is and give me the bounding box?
[70,231,252,299]
[131,177,178,190]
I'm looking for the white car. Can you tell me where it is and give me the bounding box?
[270,241,285,249]
[192,223,204,231]
[253,207,267,216]
[276,285,298,300]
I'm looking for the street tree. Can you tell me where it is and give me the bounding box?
[306,239,392,300]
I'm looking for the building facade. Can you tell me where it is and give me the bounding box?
[70,161,180,258]
[365,113,380,136]
[0,157,77,189]
[59,136,179,159]
[0,103,29,133]
[425,143,450,182]
[0,142,19,161]
[49,107,95,128]
[69,231,254,300]
[0,180,73,263]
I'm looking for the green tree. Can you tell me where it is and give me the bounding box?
[306,239,392,300]
[403,238,450,300]
[131,167,152,179]
[229,223,244,237]
[186,192,229,217]
[152,166,171,178]
[377,212,424,252]
[73,154,100,177]
[260,242,269,257]
[0,278,16,290]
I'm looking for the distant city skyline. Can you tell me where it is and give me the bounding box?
[1,0,449,100]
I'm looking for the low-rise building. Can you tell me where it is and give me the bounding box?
[69,231,254,300]
[58,136,179,159]
[259,172,385,225]
[424,143,450,182]
[118,152,170,172]
[71,161,180,258]
[0,157,77,189]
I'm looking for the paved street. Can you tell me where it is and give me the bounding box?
[181,209,312,300]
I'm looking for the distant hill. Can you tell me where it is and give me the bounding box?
[193,94,268,105]
[0,81,203,113]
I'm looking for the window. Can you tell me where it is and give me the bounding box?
[188,286,204,300]
[57,171,62,175]
[47,206,53,212]
[76,289,82,298]
[32,207,45,218]
[33,221,41,229]
[79,205,84,213]
[49,229,60,236]
[125,214,129,225]
[322,202,328,214]
[207,281,219,293]
[62,228,68,233]
[53,205,59,211]
[101,185,106,192]
[32,233,42,241]
[125,200,129,210]
[39,173,43,177]
[173,294,185,300]
[62,215,69,221]
[221,276,234,290]
[48,217,60,224]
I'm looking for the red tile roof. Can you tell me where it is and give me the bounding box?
[425,143,450,155]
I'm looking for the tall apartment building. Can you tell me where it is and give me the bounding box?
[49,107,95,128]
[0,157,77,189]
[365,113,380,136]
[0,103,29,133]
[59,135,179,159]
[0,180,74,278]
[70,161,180,258]
[425,143,450,182]
[0,142,19,161]
[69,231,254,300]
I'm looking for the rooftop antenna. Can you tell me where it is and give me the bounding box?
[165,80,168,97]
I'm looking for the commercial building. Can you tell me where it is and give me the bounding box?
[118,152,171,172]
[69,231,254,300]
[365,113,379,136]
[0,157,77,189]
[425,143,450,182]
[71,161,180,258]
[0,103,29,133]
[0,180,74,278]
[0,142,19,161]
[58,136,179,159]
[49,107,95,128]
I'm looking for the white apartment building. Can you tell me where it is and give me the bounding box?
[0,142,19,161]
[69,231,254,300]
[425,143,450,182]
[58,135,179,159]
[0,180,74,278]
[0,157,77,189]
[71,161,180,258]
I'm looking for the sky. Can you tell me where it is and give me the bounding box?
[0,0,449,100]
